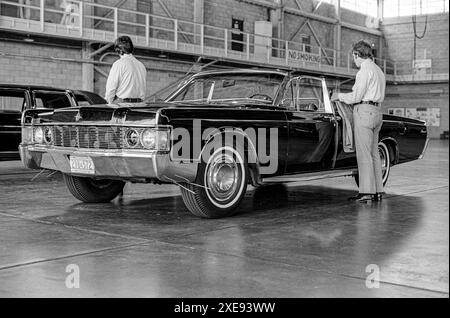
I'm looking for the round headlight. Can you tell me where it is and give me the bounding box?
[44,127,53,144]
[34,127,44,144]
[141,129,156,149]
[125,128,140,148]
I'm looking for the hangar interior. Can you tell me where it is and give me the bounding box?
[0,0,448,298]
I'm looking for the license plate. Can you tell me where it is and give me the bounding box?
[69,156,95,174]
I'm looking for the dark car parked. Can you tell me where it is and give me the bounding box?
[20,69,428,218]
[0,84,106,160]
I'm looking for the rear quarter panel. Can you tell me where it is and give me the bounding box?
[381,114,427,163]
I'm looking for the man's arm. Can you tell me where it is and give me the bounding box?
[337,69,370,105]
[105,62,120,103]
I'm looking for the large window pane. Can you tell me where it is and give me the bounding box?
[384,0,448,17]
[384,0,399,17]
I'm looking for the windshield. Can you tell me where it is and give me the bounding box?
[168,73,284,104]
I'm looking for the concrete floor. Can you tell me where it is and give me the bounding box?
[0,140,448,297]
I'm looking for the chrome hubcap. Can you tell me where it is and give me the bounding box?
[206,152,240,203]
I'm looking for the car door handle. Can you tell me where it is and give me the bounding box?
[399,125,408,135]
[313,114,333,122]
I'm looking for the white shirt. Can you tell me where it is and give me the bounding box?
[105,54,147,103]
[338,58,386,105]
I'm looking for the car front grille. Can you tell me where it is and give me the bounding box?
[52,126,124,149]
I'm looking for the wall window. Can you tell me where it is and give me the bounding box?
[340,0,379,17]
[384,0,449,18]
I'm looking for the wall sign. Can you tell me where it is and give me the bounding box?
[405,107,440,127]
[413,59,432,69]
[288,50,321,63]
[388,107,405,117]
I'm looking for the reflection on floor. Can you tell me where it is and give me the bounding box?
[0,140,448,297]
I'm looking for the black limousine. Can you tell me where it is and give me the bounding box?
[19,70,428,218]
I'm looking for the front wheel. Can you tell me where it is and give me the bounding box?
[63,174,125,203]
[180,146,248,218]
[354,141,391,187]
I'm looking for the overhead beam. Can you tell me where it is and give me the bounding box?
[288,0,324,41]
[94,66,109,78]
[340,21,382,36]
[88,43,113,58]
[284,6,337,24]
[306,21,333,65]
[240,0,276,9]
[238,0,383,36]
[294,0,303,10]
[313,0,324,12]
[284,4,383,36]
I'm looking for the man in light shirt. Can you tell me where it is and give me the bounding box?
[331,40,386,203]
[105,36,146,104]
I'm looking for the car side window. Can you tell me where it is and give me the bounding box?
[280,82,295,109]
[294,78,325,112]
[74,94,91,106]
[0,90,26,112]
[172,79,213,102]
[33,91,72,109]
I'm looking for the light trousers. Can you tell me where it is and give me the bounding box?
[353,104,384,194]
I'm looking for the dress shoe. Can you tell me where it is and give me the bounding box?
[374,192,383,202]
[348,193,375,202]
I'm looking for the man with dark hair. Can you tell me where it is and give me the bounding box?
[331,40,386,202]
[105,36,147,104]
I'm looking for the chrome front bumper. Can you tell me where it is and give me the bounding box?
[19,144,197,183]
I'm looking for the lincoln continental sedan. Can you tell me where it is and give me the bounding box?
[19,69,428,218]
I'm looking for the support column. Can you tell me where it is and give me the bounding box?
[82,0,94,92]
[82,42,94,92]
[270,0,284,57]
[333,0,341,67]
[377,0,384,60]
[194,0,204,46]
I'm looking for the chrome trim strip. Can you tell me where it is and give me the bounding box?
[26,123,170,128]
[262,169,357,183]
[27,145,159,158]
[0,125,20,128]
[419,138,430,159]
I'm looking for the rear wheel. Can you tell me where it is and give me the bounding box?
[63,174,125,203]
[354,141,391,187]
[180,146,248,218]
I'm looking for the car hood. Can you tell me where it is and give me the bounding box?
[38,102,169,126]
[36,100,278,125]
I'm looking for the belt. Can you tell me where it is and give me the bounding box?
[122,98,143,103]
[358,101,380,107]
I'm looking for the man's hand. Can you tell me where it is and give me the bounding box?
[330,91,340,102]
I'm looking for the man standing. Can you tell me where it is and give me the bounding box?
[331,40,386,202]
[105,36,146,104]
